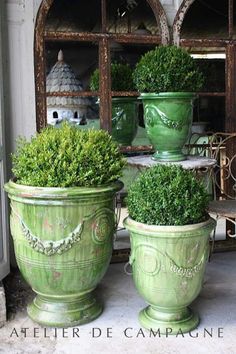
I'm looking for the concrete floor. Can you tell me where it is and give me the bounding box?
[0,251,236,354]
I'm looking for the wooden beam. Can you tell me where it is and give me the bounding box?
[99,37,111,132]
[45,31,161,44]
[181,38,231,47]
[225,44,236,132]
[229,0,233,38]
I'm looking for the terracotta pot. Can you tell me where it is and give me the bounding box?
[5,180,123,327]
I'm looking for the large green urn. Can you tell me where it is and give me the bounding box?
[112,97,138,146]
[141,92,196,162]
[5,180,123,327]
[124,216,215,334]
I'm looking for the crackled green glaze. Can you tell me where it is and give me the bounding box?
[124,216,215,334]
[5,180,123,327]
[112,97,138,146]
[140,92,196,161]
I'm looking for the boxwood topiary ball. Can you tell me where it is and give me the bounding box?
[133,45,204,93]
[127,164,209,226]
[12,122,126,187]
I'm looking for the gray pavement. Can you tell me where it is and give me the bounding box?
[0,252,236,354]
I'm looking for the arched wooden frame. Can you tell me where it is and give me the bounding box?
[34,0,170,134]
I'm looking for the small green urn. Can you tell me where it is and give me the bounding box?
[112,97,138,146]
[140,92,196,162]
[124,216,215,334]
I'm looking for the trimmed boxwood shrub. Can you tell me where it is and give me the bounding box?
[133,45,204,93]
[12,123,126,187]
[90,62,135,91]
[127,164,209,226]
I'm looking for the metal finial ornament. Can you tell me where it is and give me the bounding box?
[58,49,64,62]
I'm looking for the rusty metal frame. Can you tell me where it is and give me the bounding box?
[229,0,233,38]
[173,0,236,253]
[34,0,169,132]
[45,31,162,43]
[173,0,236,134]
[34,0,54,132]
[225,44,236,133]
[172,0,195,46]
[173,0,234,46]
[34,0,169,262]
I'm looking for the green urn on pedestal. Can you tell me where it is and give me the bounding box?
[5,123,125,327]
[124,164,215,334]
[133,45,204,161]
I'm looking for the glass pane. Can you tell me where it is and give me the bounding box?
[189,49,226,133]
[107,0,159,34]
[110,42,157,67]
[45,41,99,128]
[46,0,101,33]
[193,96,225,132]
[193,55,225,93]
[181,0,228,39]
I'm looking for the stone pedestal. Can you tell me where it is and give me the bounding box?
[127,155,216,170]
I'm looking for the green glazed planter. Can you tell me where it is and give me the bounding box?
[140,92,196,162]
[112,97,138,146]
[5,180,123,327]
[123,216,215,334]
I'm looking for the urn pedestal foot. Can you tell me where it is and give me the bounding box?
[27,292,102,327]
[139,306,199,334]
[152,150,186,162]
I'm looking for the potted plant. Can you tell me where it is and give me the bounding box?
[90,62,138,146]
[4,123,125,327]
[133,45,204,161]
[124,164,215,334]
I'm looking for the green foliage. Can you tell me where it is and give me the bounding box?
[127,164,209,226]
[133,45,204,93]
[12,123,126,187]
[90,62,135,91]
[90,69,99,91]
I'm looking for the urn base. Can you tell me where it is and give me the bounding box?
[27,291,102,328]
[152,150,186,162]
[139,305,199,334]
